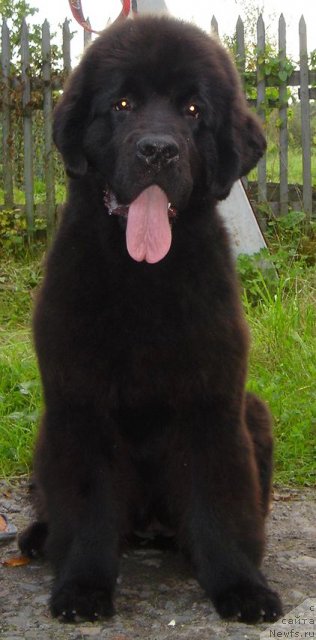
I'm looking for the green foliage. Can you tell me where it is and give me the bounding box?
[257,46,295,86]
[223,14,300,138]
[237,211,316,304]
[0,0,38,28]
[0,0,40,69]
[0,0,63,73]
[248,144,316,185]
[0,245,43,324]
[0,248,43,475]
[231,40,296,115]
[237,217,316,485]
[310,49,316,71]
[0,330,41,476]
[255,47,295,114]
[0,181,66,206]
[244,268,316,486]
[0,207,46,249]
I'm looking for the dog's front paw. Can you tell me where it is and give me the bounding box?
[50,581,115,623]
[214,583,283,624]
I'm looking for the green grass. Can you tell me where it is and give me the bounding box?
[0,330,41,476]
[249,147,316,185]
[0,180,66,205]
[0,243,315,485]
[242,265,316,485]
[267,149,316,185]
[0,248,43,476]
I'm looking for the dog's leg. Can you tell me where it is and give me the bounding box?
[245,391,274,516]
[167,403,283,624]
[29,409,128,622]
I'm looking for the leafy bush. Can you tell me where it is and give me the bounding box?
[0,208,46,249]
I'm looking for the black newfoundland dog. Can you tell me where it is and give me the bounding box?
[19,15,283,624]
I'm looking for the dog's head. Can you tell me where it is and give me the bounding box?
[54,16,266,261]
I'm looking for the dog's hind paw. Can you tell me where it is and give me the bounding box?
[18,521,48,558]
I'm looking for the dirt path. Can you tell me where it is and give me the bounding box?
[1,480,315,640]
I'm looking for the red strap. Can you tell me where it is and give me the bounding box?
[68,0,131,34]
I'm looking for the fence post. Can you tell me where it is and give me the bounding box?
[1,19,14,208]
[84,18,92,48]
[256,14,267,207]
[21,19,34,239]
[299,16,312,223]
[236,16,246,82]
[236,16,248,189]
[279,14,289,216]
[63,19,72,75]
[211,16,219,37]
[42,20,55,239]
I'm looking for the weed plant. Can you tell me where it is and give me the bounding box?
[238,213,316,486]
[0,247,43,476]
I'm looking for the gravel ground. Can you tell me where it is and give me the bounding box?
[0,480,315,640]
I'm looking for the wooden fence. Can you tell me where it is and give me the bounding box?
[0,14,315,238]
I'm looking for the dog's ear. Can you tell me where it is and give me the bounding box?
[212,87,266,201]
[53,66,90,178]
[234,107,267,178]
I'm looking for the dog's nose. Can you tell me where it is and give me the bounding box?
[136,135,179,167]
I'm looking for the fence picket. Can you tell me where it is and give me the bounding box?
[42,20,55,239]
[236,16,248,190]
[211,16,219,37]
[236,16,246,81]
[1,19,14,208]
[279,14,288,216]
[21,18,34,238]
[299,16,312,222]
[63,19,72,75]
[257,15,267,206]
[84,18,92,48]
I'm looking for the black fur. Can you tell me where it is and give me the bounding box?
[19,16,282,624]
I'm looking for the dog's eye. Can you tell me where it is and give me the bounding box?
[185,104,200,119]
[113,98,132,112]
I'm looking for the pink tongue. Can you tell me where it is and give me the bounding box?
[126,185,171,263]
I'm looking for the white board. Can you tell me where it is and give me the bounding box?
[218,181,267,257]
